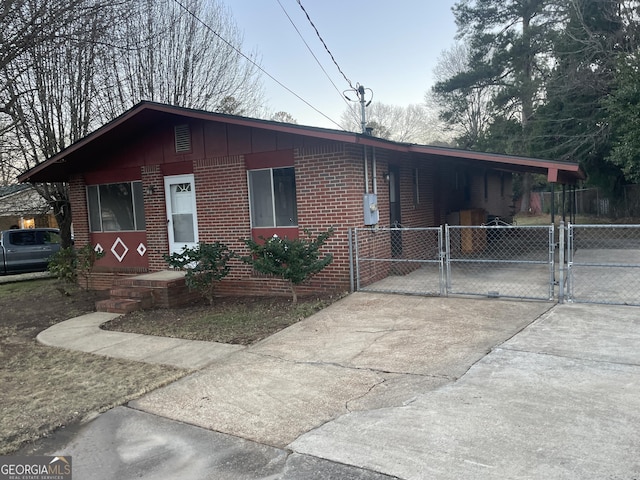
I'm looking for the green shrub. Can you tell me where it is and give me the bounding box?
[242,228,334,304]
[48,244,104,293]
[164,242,233,305]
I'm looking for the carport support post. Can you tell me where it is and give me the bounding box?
[348,228,355,293]
[562,184,567,223]
[558,221,565,303]
[550,183,555,225]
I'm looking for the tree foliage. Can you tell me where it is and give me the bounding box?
[242,229,334,304]
[0,0,265,246]
[435,0,640,197]
[607,55,640,184]
[96,0,264,118]
[340,102,444,144]
[430,42,495,148]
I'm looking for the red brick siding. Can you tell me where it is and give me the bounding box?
[291,143,364,293]
[193,155,255,288]
[142,165,169,271]
[69,175,90,246]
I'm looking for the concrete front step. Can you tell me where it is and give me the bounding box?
[96,298,143,314]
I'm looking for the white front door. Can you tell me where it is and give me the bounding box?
[164,174,199,254]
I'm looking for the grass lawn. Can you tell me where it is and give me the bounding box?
[0,278,341,454]
[103,294,343,345]
[0,279,187,454]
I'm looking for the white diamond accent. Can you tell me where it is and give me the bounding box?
[111,237,129,263]
[137,243,147,256]
[94,243,104,254]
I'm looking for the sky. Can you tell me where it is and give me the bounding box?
[224,0,460,129]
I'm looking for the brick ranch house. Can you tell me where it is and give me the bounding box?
[19,101,583,301]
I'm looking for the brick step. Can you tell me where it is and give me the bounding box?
[95,298,143,314]
[110,287,153,299]
[108,271,199,308]
[114,275,187,290]
[108,287,154,309]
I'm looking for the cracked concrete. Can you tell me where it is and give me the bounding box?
[130,292,551,447]
[26,292,640,479]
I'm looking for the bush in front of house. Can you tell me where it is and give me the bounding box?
[48,244,104,293]
[164,241,233,305]
[242,228,334,304]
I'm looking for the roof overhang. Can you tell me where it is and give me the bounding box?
[18,101,585,184]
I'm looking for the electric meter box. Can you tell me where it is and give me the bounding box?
[363,193,379,225]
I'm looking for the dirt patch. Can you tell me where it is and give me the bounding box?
[103,293,344,345]
[0,278,186,454]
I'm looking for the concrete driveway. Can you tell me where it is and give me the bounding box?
[27,293,640,479]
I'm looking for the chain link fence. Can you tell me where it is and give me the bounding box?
[567,224,640,306]
[539,185,640,219]
[352,223,640,305]
[352,227,443,295]
[445,225,555,301]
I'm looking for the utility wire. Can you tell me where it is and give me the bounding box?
[275,0,355,122]
[295,0,355,90]
[171,0,345,130]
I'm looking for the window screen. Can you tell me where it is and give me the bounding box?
[248,168,297,228]
[249,169,274,228]
[87,181,145,232]
[273,168,297,226]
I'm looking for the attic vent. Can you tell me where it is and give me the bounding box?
[174,124,191,153]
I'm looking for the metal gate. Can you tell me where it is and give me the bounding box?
[566,223,640,306]
[445,225,555,301]
[352,227,444,296]
[351,224,555,301]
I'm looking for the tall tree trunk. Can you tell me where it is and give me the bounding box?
[519,7,535,214]
[52,198,73,248]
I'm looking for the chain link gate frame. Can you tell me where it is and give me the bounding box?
[351,227,445,296]
[445,225,556,301]
[566,223,640,306]
[351,223,640,304]
[351,225,556,301]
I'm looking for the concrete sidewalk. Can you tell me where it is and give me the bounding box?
[37,312,244,370]
[0,271,51,284]
[29,293,640,479]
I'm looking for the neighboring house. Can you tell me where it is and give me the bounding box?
[0,184,55,231]
[19,101,583,295]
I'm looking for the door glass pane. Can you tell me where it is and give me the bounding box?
[249,170,274,227]
[170,183,194,242]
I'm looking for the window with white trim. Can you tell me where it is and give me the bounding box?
[87,181,145,232]
[248,167,298,227]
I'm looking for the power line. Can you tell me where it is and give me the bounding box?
[275,0,355,123]
[171,0,345,129]
[295,0,355,90]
